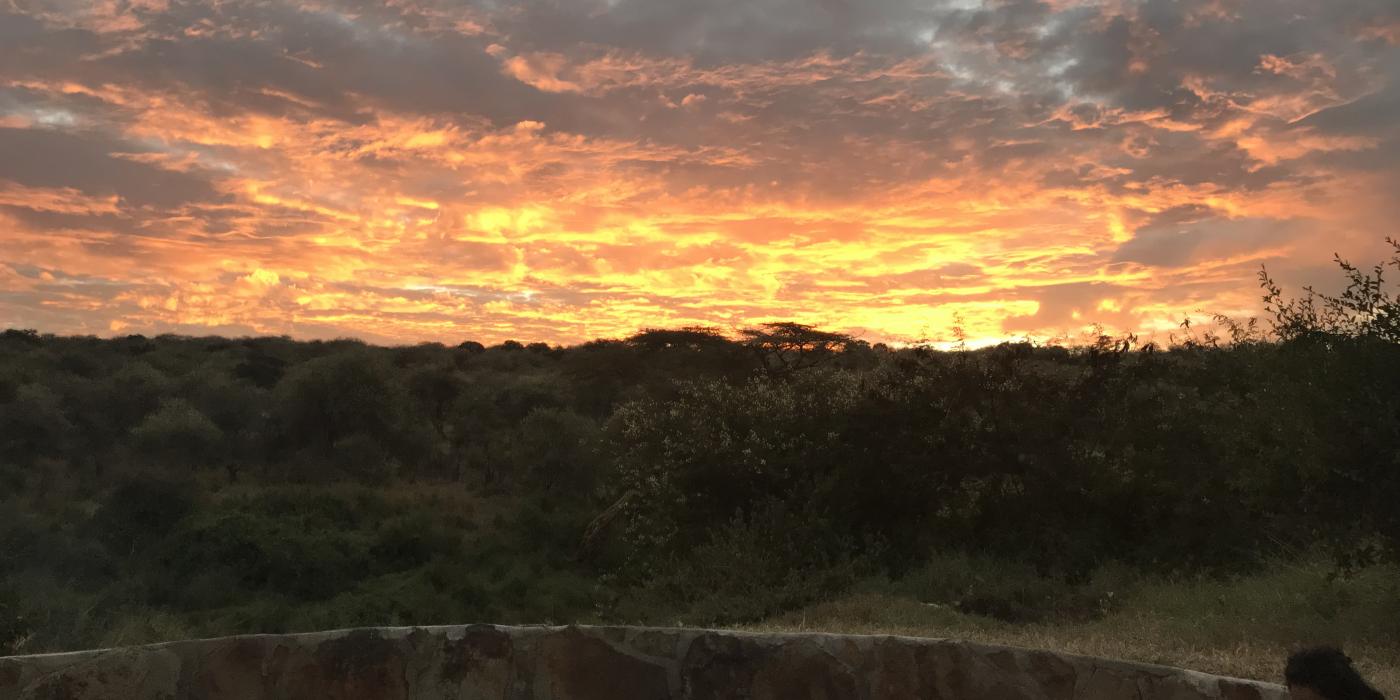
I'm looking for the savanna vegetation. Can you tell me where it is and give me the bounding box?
[2,240,1399,691]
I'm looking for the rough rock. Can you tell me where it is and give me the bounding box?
[0,625,1288,699]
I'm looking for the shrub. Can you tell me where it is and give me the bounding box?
[370,512,461,571]
[153,510,374,601]
[130,398,224,466]
[273,350,417,468]
[0,383,75,461]
[514,407,600,494]
[619,500,869,625]
[90,473,197,553]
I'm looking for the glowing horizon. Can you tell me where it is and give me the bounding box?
[2,0,1397,346]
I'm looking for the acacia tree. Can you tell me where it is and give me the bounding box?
[738,322,854,378]
[625,326,731,351]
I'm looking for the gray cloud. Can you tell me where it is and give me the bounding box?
[1112,217,1305,269]
[1001,281,1124,332]
[494,0,940,62]
[0,126,222,208]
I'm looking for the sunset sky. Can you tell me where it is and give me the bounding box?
[1,0,1397,346]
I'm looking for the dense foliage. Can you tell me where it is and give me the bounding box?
[2,241,1399,654]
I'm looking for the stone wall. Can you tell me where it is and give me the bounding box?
[0,625,1286,699]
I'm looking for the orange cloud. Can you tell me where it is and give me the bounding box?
[0,0,1396,345]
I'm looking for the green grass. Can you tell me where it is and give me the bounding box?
[743,555,1400,695]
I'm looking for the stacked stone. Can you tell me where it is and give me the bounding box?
[0,624,1286,699]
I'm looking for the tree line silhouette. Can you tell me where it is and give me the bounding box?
[1,239,1398,653]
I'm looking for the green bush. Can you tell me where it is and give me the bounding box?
[153,510,373,602]
[104,362,172,433]
[370,512,462,571]
[273,350,421,474]
[618,500,870,625]
[130,398,224,466]
[0,383,75,461]
[514,407,600,493]
[89,474,197,553]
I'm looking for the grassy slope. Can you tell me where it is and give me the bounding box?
[743,560,1400,695]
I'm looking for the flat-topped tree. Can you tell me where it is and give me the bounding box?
[738,322,854,378]
[625,326,731,351]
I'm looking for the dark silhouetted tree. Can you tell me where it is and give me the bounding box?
[738,322,854,378]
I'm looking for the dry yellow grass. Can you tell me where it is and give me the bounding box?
[741,562,1400,696]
